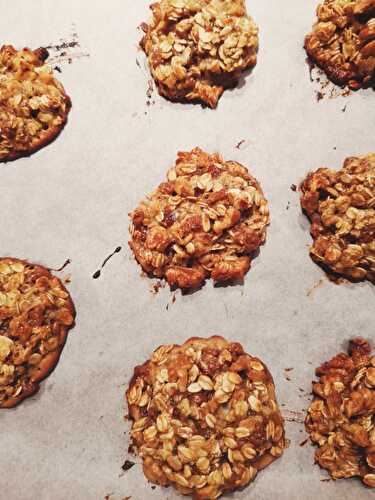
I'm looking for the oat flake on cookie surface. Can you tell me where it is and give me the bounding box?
[305,0,375,89]
[140,0,259,107]
[0,45,71,161]
[306,338,375,487]
[0,258,75,408]
[129,147,269,290]
[300,153,375,283]
[126,336,286,499]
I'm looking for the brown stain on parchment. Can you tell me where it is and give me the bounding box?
[306,58,352,103]
[44,24,89,67]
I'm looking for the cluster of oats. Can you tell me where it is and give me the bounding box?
[306,338,375,487]
[0,258,75,408]
[126,336,285,499]
[305,0,375,89]
[140,0,259,107]
[0,45,71,161]
[300,153,375,283]
[129,147,269,290]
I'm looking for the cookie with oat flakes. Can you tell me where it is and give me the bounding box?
[304,0,375,90]
[129,147,269,290]
[305,338,375,487]
[300,153,375,283]
[140,0,259,108]
[126,336,286,499]
[0,45,71,162]
[0,258,75,408]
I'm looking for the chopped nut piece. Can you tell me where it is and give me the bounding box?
[305,0,375,89]
[0,336,13,362]
[129,148,269,290]
[0,45,71,161]
[126,336,286,498]
[0,257,75,408]
[140,0,259,107]
[300,153,375,283]
[305,338,375,487]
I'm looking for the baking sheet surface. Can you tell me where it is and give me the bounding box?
[0,0,374,499]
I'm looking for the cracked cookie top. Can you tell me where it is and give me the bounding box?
[129,147,269,290]
[0,45,71,161]
[140,0,259,107]
[0,258,75,408]
[300,153,375,283]
[305,338,375,487]
[126,336,286,499]
[305,0,375,89]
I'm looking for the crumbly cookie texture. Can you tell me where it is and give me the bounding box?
[140,0,259,107]
[0,45,71,162]
[300,153,375,283]
[305,338,375,487]
[126,336,286,499]
[129,147,269,290]
[0,258,75,408]
[304,0,375,89]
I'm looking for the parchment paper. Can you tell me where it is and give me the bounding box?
[0,1,374,499]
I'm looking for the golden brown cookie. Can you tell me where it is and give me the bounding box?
[140,0,259,107]
[305,338,375,487]
[304,0,375,90]
[300,153,375,283]
[129,147,269,290]
[126,336,286,499]
[0,45,71,162]
[0,258,75,408]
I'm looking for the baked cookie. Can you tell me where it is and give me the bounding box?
[140,0,259,107]
[0,45,71,162]
[0,258,75,408]
[129,147,269,290]
[304,0,375,90]
[126,336,286,499]
[300,153,375,283]
[305,338,375,487]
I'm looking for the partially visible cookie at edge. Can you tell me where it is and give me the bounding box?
[304,0,375,90]
[129,147,269,290]
[305,338,375,487]
[0,45,71,162]
[140,0,259,108]
[126,335,286,499]
[0,257,75,408]
[300,153,375,283]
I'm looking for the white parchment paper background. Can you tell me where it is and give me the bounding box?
[0,1,374,499]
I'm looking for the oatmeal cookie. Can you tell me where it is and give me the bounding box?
[305,338,375,487]
[0,258,75,408]
[126,336,286,499]
[129,147,269,290]
[0,45,71,162]
[304,0,375,89]
[140,0,259,107]
[300,153,375,283]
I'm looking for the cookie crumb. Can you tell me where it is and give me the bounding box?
[122,460,135,472]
